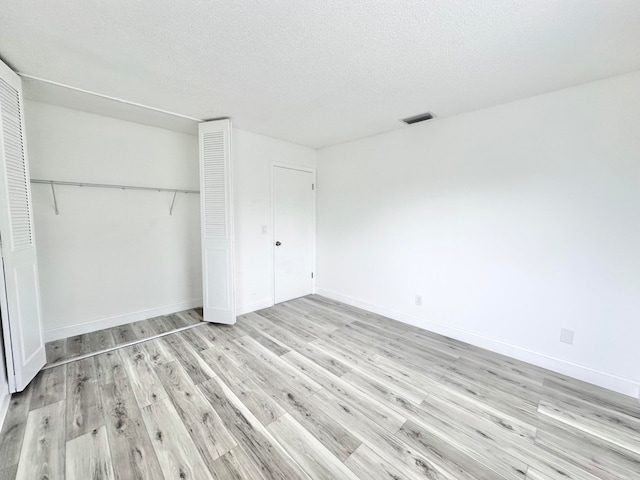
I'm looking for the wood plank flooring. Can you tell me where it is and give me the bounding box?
[2,295,639,479]
[44,308,204,366]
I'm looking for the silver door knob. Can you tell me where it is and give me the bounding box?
[275,241,282,246]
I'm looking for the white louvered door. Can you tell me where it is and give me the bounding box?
[0,60,46,392]
[199,119,235,324]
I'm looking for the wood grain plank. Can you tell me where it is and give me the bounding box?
[65,426,115,480]
[232,335,323,400]
[87,327,117,354]
[345,443,432,480]
[397,420,515,480]
[142,337,174,366]
[200,345,286,426]
[208,446,268,480]
[538,398,640,455]
[0,388,32,470]
[29,364,67,411]
[96,350,164,480]
[154,360,237,467]
[45,338,66,365]
[281,349,406,434]
[0,464,18,480]
[66,357,103,441]
[113,322,138,345]
[141,398,215,480]
[66,333,91,358]
[179,326,214,351]
[15,401,65,480]
[267,413,360,479]
[119,344,168,408]
[198,376,312,480]
[162,330,217,384]
[315,387,457,480]
[235,320,291,356]
[535,420,640,480]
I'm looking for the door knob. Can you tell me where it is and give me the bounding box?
[275,241,282,246]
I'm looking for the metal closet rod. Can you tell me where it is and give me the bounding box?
[31,179,199,194]
[31,179,199,216]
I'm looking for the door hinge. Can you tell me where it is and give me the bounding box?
[311,272,314,279]
[312,183,315,190]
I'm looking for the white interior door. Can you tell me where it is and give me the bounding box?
[0,60,46,392]
[273,165,315,304]
[199,119,235,324]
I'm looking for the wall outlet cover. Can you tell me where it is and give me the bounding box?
[560,328,575,345]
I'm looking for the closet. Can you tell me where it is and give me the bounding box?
[0,56,235,393]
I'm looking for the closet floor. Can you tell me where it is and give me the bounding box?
[44,308,203,367]
[1,296,639,479]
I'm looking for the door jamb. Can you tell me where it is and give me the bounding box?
[270,162,316,306]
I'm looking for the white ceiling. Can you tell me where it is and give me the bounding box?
[1,1,640,148]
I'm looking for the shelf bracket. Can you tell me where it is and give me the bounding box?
[169,190,178,215]
[50,182,59,215]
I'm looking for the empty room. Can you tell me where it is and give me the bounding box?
[0,1,639,479]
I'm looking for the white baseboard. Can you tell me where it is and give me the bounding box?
[236,298,273,316]
[316,288,640,399]
[44,299,203,342]
[0,389,10,433]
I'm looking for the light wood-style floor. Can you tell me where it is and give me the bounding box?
[45,308,204,367]
[1,295,639,479]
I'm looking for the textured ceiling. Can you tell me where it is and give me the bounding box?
[1,1,640,148]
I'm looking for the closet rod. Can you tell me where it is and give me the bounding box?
[31,179,199,194]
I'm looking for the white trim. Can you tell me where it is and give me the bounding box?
[236,298,274,316]
[43,299,202,342]
[18,74,202,122]
[270,162,317,305]
[0,388,10,433]
[316,288,640,399]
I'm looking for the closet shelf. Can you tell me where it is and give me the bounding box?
[30,179,199,216]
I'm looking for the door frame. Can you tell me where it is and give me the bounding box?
[270,162,316,306]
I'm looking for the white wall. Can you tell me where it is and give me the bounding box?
[233,129,317,313]
[317,71,640,398]
[25,101,202,341]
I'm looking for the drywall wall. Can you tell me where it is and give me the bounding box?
[317,71,640,397]
[233,129,317,314]
[25,101,202,341]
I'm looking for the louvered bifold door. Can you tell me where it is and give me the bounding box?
[0,59,46,392]
[199,119,235,324]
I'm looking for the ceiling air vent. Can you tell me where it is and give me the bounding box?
[401,112,435,125]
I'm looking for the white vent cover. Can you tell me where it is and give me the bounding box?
[202,131,228,238]
[0,77,32,250]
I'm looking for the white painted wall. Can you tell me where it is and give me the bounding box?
[25,101,202,341]
[317,71,640,398]
[233,129,317,314]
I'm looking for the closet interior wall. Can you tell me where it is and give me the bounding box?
[24,100,202,341]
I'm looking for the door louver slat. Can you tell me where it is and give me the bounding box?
[0,77,32,250]
[202,131,228,239]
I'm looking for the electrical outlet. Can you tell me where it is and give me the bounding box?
[261,224,268,234]
[415,295,422,306]
[559,328,574,345]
